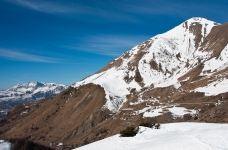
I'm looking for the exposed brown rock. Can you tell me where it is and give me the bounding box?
[150,59,159,70]
[97,58,123,74]
[199,23,228,57]
[189,22,203,48]
[0,84,112,149]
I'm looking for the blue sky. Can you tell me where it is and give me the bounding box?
[0,0,227,89]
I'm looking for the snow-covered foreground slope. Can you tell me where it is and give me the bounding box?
[75,122,228,150]
[0,140,11,150]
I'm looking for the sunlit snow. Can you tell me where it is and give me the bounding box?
[195,78,228,96]
[75,122,228,150]
[0,140,11,150]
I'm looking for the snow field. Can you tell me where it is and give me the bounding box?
[195,78,228,96]
[75,122,228,150]
[0,140,11,150]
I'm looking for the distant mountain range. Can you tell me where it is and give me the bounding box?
[0,82,67,117]
[1,17,228,149]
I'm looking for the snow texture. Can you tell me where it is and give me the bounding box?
[0,140,11,150]
[195,78,228,96]
[201,44,228,76]
[167,107,197,117]
[72,17,221,113]
[134,105,197,119]
[75,122,228,150]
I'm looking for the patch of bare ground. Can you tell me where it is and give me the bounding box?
[142,86,175,101]
[189,22,203,49]
[96,58,123,74]
[196,101,228,123]
[199,23,228,58]
[178,63,204,84]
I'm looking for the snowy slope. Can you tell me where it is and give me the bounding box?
[0,82,67,102]
[0,140,11,150]
[75,122,228,150]
[72,17,227,113]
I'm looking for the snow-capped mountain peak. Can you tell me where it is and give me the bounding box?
[72,17,227,113]
[0,82,67,102]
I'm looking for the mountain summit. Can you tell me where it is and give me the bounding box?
[72,17,224,112]
[1,17,228,149]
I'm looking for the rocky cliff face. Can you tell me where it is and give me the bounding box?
[0,18,228,149]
